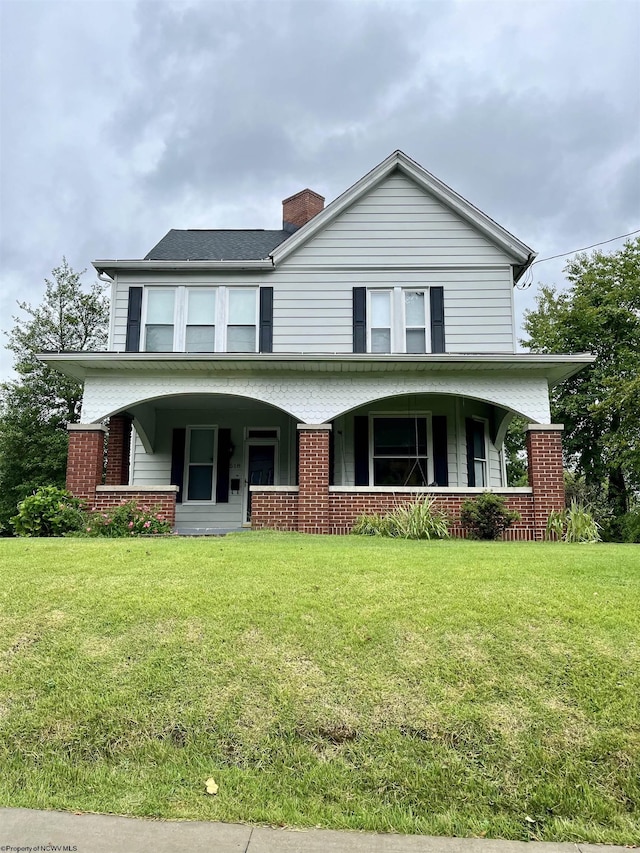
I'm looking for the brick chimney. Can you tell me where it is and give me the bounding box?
[282,189,325,233]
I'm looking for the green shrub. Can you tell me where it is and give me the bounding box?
[460,492,520,540]
[11,486,85,537]
[352,497,449,540]
[621,508,640,543]
[545,500,601,543]
[84,501,171,537]
[351,512,390,537]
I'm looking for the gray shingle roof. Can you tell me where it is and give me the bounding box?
[145,230,292,261]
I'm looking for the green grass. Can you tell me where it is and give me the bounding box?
[0,533,638,844]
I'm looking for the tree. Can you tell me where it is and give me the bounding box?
[0,259,109,532]
[522,237,640,517]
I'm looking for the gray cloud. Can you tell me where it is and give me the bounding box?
[1,0,638,377]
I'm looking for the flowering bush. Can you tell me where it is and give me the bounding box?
[11,486,85,537]
[84,501,171,537]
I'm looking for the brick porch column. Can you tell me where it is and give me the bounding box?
[526,424,565,540]
[105,414,132,486]
[297,423,331,534]
[66,424,107,504]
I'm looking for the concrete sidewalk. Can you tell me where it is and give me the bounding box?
[0,809,633,853]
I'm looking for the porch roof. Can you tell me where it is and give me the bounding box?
[39,351,594,387]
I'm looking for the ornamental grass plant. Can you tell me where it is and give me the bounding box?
[352,496,450,539]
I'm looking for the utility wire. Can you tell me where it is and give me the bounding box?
[530,228,640,266]
[516,228,640,289]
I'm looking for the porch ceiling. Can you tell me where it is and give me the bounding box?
[39,351,594,387]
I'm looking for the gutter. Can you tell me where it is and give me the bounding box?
[92,259,274,277]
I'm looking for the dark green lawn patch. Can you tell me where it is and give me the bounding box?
[0,534,638,843]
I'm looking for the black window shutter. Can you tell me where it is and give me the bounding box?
[432,415,449,486]
[354,415,369,486]
[430,287,445,354]
[216,428,231,503]
[125,287,143,352]
[259,287,274,353]
[295,429,300,486]
[465,418,476,487]
[353,287,366,353]
[170,428,186,503]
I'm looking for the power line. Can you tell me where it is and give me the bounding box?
[516,228,640,289]
[531,228,640,266]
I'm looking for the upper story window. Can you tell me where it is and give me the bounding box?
[366,288,429,354]
[404,291,427,353]
[227,289,258,352]
[141,287,258,353]
[145,289,176,352]
[186,289,216,352]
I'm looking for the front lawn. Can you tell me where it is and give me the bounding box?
[0,534,638,844]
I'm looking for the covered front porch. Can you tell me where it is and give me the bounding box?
[65,397,563,541]
[48,352,591,538]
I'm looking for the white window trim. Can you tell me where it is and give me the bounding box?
[368,412,434,487]
[184,425,218,504]
[141,286,259,353]
[366,287,431,354]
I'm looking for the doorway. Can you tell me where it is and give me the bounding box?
[245,442,276,522]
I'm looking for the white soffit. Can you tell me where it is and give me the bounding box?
[38,352,594,386]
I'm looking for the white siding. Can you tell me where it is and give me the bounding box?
[271,267,515,353]
[288,172,516,266]
[110,171,519,355]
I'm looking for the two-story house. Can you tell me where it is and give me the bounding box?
[43,151,592,537]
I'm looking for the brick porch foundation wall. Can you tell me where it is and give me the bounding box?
[252,489,536,538]
[327,491,536,537]
[251,490,299,531]
[93,487,177,527]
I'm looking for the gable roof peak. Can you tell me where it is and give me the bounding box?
[271,150,536,272]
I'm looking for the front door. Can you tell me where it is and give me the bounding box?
[245,443,276,522]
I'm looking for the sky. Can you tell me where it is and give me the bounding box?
[1,0,639,380]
